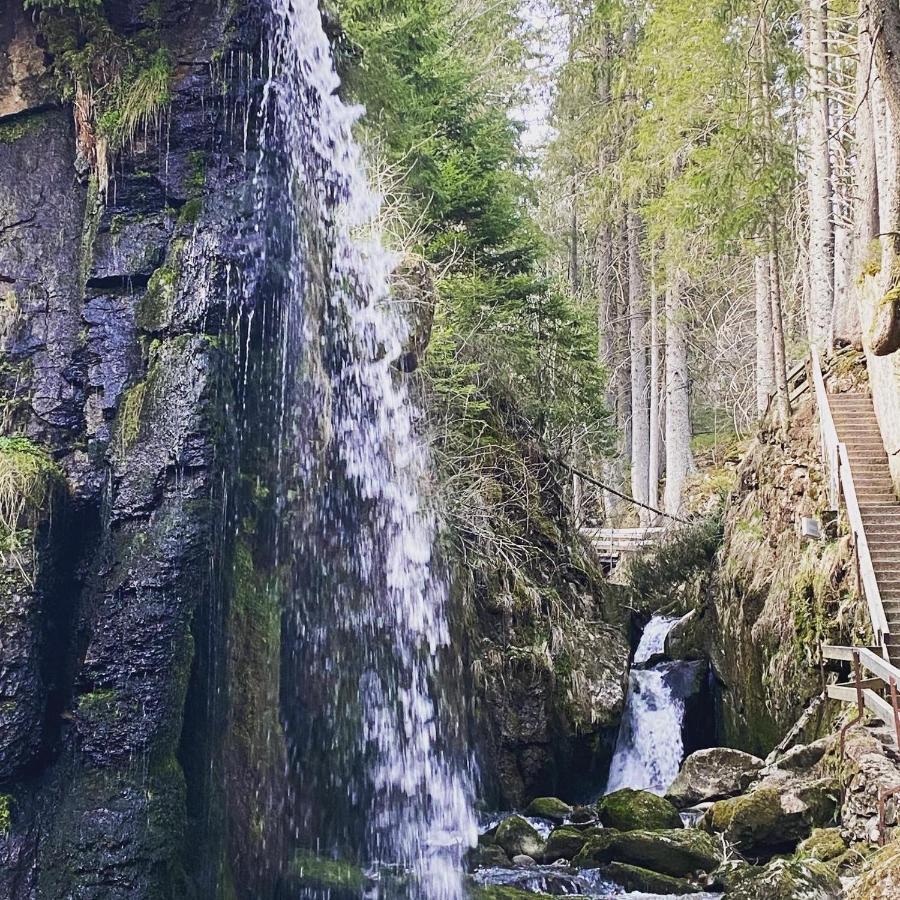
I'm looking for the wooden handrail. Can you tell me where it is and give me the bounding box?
[810,348,890,650]
[839,444,890,644]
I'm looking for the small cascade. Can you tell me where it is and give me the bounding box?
[605,616,685,796]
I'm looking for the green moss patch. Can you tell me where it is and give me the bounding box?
[289,851,366,891]
[0,436,63,546]
[0,794,11,835]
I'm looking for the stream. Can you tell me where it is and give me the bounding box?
[475,616,720,899]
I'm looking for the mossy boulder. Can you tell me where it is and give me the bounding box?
[541,826,593,862]
[472,887,583,900]
[494,815,544,860]
[724,857,841,899]
[574,828,721,877]
[525,796,572,824]
[601,861,701,895]
[289,852,366,897]
[796,828,846,863]
[703,783,837,853]
[598,788,682,831]
[709,859,762,891]
[665,747,764,809]
[470,843,511,868]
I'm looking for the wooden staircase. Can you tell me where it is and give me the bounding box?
[829,393,900,662]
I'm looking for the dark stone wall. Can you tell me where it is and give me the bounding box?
[0,3,275,897]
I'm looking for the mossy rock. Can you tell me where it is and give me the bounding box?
[796,828,846,863]
[541,826,594,862]
[709,859,762,891]
[494,815,544,860]
[574,828,721,877]
[471,887,587,900]
[0,794,11,835]
[289,851,366,895]
[846,840,900,899]
[725,857,841,899]
[571,828,621,867]
[525,796,572,824]
[703,785,832,852]
[598,788,682,831]
[470,843,510,868]
[600,861,701,895]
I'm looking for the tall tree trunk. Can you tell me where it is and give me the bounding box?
[663,259,694,516]
[648,247,662,513]
[833,223,860,345]
[806,0,835,349]
[597,223,616,405]
[755,253,775,417]
[569,192,579,294]
[769,227,791,430]
[628,207,650,522]
[855,0,880,263]
[615,215,632,471]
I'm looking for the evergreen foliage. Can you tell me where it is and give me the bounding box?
[333,0,612,546]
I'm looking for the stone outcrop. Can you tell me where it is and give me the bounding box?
[841,728,900,845]
[666,747,765,809]
[709,396,868,755]
[723,857,842,899]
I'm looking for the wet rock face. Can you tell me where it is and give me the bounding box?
[0,2,267,897]
[0,8,55,119]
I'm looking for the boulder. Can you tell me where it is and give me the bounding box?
[770,736,834,771]
[471,844,510,868]
[702,781,838,853]
[601,861,701,895]
[664,609,706,661]
[598,788,682,831]
[796,828,846,863]
[568,806,599,826]
[525,796,573,824]
[494,815,545,860]
[574,828,722,877]
[724,857,842,900]
[709,860,762,891]
[665,747,765,809]
[511,855,536,867]
[541,826,592,862]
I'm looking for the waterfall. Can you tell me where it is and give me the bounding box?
[247,1,476,895]
[605,617,685,795]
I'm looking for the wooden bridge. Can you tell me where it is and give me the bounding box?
[580,526,669,568]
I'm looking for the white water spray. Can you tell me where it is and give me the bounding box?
[606,617,685,795]
[257,2,476,895]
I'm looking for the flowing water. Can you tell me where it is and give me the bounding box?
[248,1,476,895]
[605,617,686,795]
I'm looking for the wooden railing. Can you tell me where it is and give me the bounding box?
[580,526,668,558]
[810,347,890,652]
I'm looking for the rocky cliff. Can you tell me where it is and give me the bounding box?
[0,3,278,896]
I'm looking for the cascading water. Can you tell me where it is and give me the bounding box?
[245,1,476,896]
[605,617,685,795]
